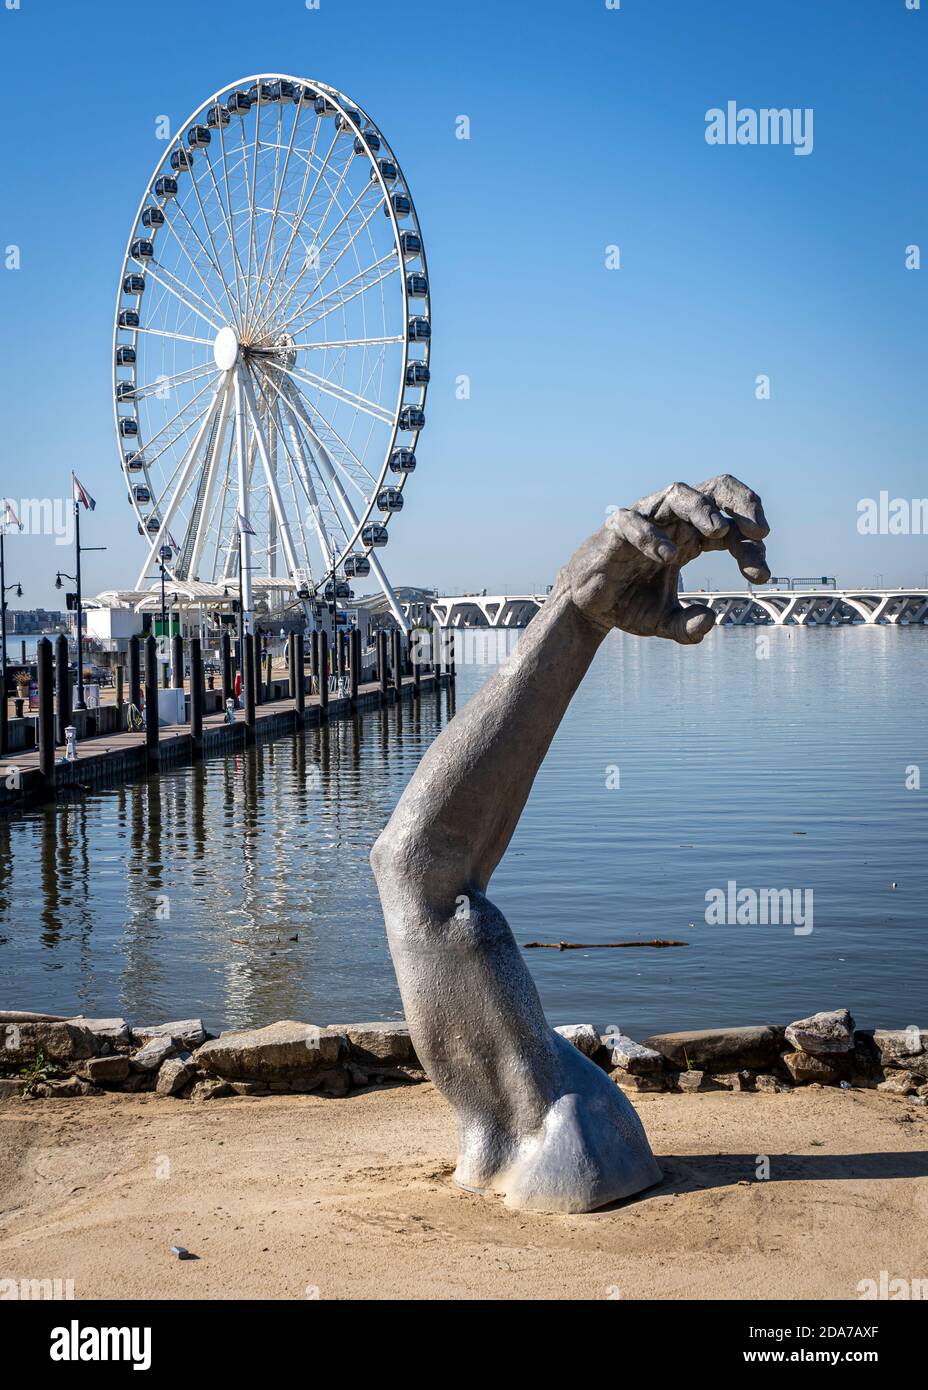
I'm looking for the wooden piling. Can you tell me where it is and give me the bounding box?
[172,632,184,690]
[129,633,141,712]
[243,634,257,742]
[295,633,305,720]
[190,636,203,754]
[378,630,388,703]
[319,630,329,717]
[37,638,55,789]
[144,634,159,770]
[221,629,233,702]
[55,632,71,745]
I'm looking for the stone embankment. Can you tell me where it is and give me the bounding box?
[1,1007,926,1104]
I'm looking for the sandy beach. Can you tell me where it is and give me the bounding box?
[2,1083,926,1301]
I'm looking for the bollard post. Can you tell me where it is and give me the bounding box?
[129,633,141,713]
[144,634,160,769]
[390,629,401,694]
[287,633,296,699]
[37,637,55,789]
[243,633,256,742]
[115,665,124,731]
[349,629,359,707]
[295,633,305,720]
[221,629,233,702]
[319,630,329,717]
[310,629,319,682]
[413,629,421,698]
[265,649,274,703]
[172,632,184,690]
[55,632,71,744]
[190,636,203,754]
[443,626,453,677]
[378,630,388,703]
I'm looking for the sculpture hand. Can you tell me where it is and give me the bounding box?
[564,474,770,643]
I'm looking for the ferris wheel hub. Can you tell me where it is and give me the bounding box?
[213,325,240,371]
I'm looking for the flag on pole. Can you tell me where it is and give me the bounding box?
[1,500,23,531]
[72,473,96,511]
[237,512,256,536]
[167,529,180,552]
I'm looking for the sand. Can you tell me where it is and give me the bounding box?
[1,1083,926,1301]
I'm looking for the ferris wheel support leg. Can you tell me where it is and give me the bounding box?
[238,365,303,585]
[277,382,410,634]
[232,368,254,635]
[133,371,228,589]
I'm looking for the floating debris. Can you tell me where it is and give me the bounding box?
[523,939,688,951]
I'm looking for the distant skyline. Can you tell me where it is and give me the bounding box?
[1,0,926,608]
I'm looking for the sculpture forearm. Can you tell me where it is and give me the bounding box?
[372,578,603,900]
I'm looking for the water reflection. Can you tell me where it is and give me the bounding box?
[1,629,925,1035]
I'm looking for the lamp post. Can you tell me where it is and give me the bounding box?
[55,499,105,712]
[0,526,23,757]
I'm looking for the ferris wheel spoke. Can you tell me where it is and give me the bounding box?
[284,260,399,341]
[263,388,324,580]
[260,372,354,563]
[279,375,379,499]
[180,157,244,328]
[258,174,377,340]
[238,364,302,579]
[248,124,344,334]
[264,375,343,570]
[133,326,215,347]
[270,192,387,337]
[134,373,229,586]
[135,375,217,460]
[137,259,225,333]
[210,121,250,322]
[186,377,234,580]
[289,334,404,351]
[132,361,219,400]
[241,91,266,330]
[247,108,325,335]
[275,381,374,552]
[265,358,394,428]
[249,100,301,328]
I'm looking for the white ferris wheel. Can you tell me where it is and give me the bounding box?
[113,74,430,633]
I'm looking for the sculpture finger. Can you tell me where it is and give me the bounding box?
[652,482,730,540]
[657,602,716,645]
[695,474,769,540]
[607,507,678,565]
[726,525,771,584]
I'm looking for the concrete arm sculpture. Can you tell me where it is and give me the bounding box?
[371,476,770,1213]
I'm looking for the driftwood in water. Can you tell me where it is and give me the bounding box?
[522,939,688,951]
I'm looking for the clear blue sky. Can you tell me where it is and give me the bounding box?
[1,0,926,607]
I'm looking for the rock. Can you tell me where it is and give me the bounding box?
[189,1079,235,1101]
[131,1035,176,1073]
[194,1020,342,1084]
[675,1069,718,1093]
[132,1019,207,1050]
[325,1021,416,1067]
[230,1080,268,1096]
[554,1024,601,1058]
[600,1032,664,1075]
[870,1029,928,1076]
[785,1008,855,1056]
[755,1073,788,1093]
[877,1071,920,1096]
[65,1017,131,1049]
[641,1026,783,1074]
[79,1055,130,1086]
[780,1049,843,1084]
[0,1078,22,1101]
[613,1071,665,1094]
[714,1070,754,1092]
[0,1021,99,1065]
[44,1075,86,1098]
[155,1056,196,1096]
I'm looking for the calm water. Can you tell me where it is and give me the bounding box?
[1,626,925,1037]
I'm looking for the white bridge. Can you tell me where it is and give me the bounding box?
[420,588,928,629]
